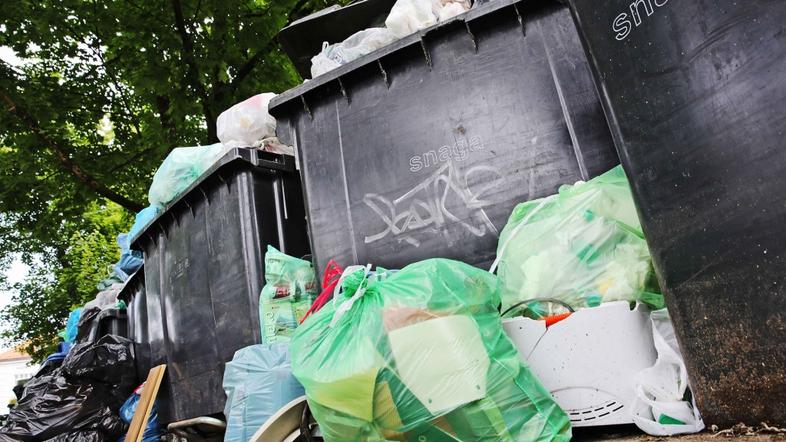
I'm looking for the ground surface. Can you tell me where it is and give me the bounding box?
[573,424,786,441]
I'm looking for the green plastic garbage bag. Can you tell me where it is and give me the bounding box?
[493,166,664,313]
[289,259,571,442]
[259,246,317,343]
[148,143,230,207]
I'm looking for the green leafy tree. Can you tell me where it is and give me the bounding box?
[0,0,342,360]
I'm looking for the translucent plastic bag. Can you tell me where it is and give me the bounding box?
[148,143,231,207]
[289,259,571,441]
[62,308,82,344]
[216,93,277,148]
[632,309,704,435]
[223,344,305,442]
[113,233,143,281]
[311,28,398,78]
[385,0,437,38]
[128,205,162,242]
[493,166,663,313]
[259,246,317,344]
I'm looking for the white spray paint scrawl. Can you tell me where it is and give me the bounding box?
[363,162,503,248]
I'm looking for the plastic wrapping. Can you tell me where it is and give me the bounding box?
[43,431,104,442]
[632,309,704,435]
[223,344,305,442]
[118,384,162,442]
[259,246,317,344]
[290,258,571,441]
[62,335,136,390]
[311,28,398,78]
[494,166,663,313]
[0,370,126,440]
[385,0,469,38]
[113,233,143,281]
[217,93,277,148]
[62,308,82,344]
[128,205,162,242]
[148,143,231,207]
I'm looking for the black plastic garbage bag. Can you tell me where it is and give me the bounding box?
[0,371,126,440]
[63,335,135,388]
[75,307,101,344]
[43,431,105,442]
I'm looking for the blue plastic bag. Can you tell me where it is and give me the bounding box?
[223,344,305,441]
[118,384,162,442]
[128,205,162,242]
[62,308,82,344]
[113,233,143,281]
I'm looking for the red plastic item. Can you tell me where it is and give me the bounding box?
[544,312,572,327]
[300,260,343,324]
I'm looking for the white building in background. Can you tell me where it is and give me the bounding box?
[0,348,38,406]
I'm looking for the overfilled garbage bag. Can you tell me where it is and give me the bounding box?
[0,370,126,440]
[148,143,231,207]
[290,259,571,441]
[127,205,162,242]
[259,246,317,344]
[43,431,104,442]
[385,0,469,39]
[223,344,305,442]
[62,335,136,392]
[632,309,704,436]
[118,384,162,442]
[84,285,122,312]
[113,234,143,282]
[493,165,664,313]
[60,308,82,344]
[75,307,102,344]
[311,28,398,78]
[217,93,277,148]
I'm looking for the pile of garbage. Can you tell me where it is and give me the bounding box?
[0,336,136,440]
[311,0,471,77]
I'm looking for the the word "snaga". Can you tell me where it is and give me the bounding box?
[613,0,670,41]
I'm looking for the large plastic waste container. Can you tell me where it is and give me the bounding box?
[269,0,619,276]
[564,0,786,426]
[118,268,159,385]
[131,148,310,424]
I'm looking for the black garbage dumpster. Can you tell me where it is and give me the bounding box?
[131,148,310,424]
[118,268,157,386]
[270,0,619,276]
[565,0,786,426]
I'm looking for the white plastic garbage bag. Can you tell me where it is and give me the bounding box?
[217,93,277,148]
[310,28,398,78]
[632,309,705,436]
[385,0,438,38]
[438,0,469,21]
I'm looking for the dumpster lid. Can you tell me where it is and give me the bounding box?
[130,148,295,248]
[269,0,523,112]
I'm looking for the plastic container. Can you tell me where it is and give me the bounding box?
[118,268,159,386]
[131,148,310,423]
[564,0,786,426]
[269,0,619,276]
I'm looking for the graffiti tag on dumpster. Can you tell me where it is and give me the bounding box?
[363,162,502,247]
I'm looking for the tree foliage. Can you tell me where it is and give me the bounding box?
[0,0,341,360]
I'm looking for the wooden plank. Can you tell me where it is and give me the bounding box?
[126,364,167,442]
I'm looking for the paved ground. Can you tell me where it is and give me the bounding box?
[573,424,786,441]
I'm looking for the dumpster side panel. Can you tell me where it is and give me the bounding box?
[566,0,786,425]
[272,1,619,274]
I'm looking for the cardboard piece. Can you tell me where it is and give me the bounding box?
[125,364,167,442]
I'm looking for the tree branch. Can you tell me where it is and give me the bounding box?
[171,0,217,142]
[0,88,145,213]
